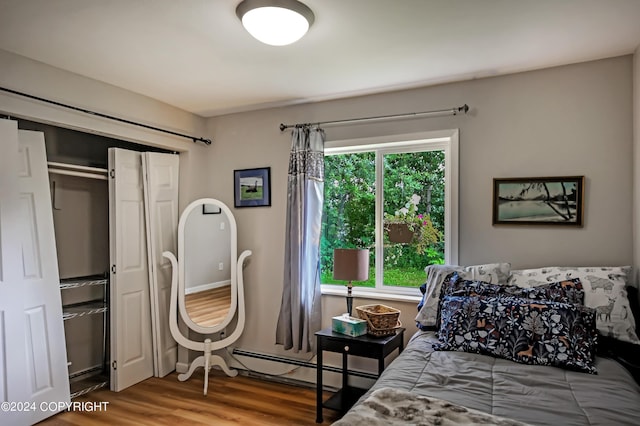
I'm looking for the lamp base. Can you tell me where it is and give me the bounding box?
[346,295,353,317]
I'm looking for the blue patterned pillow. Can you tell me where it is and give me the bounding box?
[434,273,586,331]
[442,272,585,304]
[434,295,598,374]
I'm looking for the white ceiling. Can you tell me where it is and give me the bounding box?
[1,0,639,118]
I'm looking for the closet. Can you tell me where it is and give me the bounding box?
[18,118,179,396]
[50,166,110,398]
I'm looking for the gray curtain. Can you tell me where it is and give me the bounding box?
[275,126,325,353]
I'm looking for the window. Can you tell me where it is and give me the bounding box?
[321,130,458,295]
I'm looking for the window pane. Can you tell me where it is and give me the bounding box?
[383,151,445,288]
[321,152,375,287]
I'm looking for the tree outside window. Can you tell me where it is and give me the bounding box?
[321,140,449,290]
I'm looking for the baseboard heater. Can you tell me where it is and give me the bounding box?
[231,348,378,380]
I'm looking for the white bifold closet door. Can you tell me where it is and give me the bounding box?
[0,119,70,425]
[142,152,179,378]
[108,148,179,390]
[108,148,155,392]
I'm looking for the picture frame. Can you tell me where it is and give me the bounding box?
[492,176,584,226]
[202,204,222,215]
[234,167,271,208]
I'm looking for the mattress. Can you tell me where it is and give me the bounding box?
[344,331,640,426]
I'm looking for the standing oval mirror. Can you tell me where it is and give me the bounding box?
[178,198,238,334]
[163,197,251,395]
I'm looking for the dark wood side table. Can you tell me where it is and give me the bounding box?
[315,327,405,423]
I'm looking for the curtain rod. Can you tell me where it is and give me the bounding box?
[0,86,212,145]
[279,104,469,131]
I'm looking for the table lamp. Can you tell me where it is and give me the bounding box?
[333,248,370,317]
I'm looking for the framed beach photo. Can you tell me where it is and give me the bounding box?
[492,176,584,226]
[234,167,271,208]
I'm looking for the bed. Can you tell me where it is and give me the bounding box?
[333,264,640,426]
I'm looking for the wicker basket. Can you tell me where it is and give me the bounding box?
[356,304,401,337]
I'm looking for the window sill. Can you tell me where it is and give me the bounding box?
[321,284,422,304]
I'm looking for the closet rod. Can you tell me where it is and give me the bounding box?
[47,161,107,174]
[0,86,212,145]
[48,168,108,181]
[279,104,469,131]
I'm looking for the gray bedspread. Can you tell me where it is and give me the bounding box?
[349,331,640,426]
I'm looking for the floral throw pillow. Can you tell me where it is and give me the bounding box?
[435,273,586,333]
[434,295,598,374]
[442,273,585,304]
[509,266,639,345]
[415,263,511,329]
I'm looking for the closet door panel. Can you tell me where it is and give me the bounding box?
[109,148,153,392]
[17,192,42,279]
[0,119,29,426]
[0,311,8,401]
[25,305,54,392]
[17,130,70,422]
[122,291,145,362]
[121,199,145,270]
[143,152,179,378]
[0,127,71,425]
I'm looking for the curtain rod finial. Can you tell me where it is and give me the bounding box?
[453,104,469,115]
[192,137,212,145]
[279,123,287,131]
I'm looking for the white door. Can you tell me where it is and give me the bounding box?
[0,119,30,426]
[0,120,70,425]
[108,148,154,391]
[142,152,179,377]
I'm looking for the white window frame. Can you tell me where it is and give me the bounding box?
[321,129,459,299]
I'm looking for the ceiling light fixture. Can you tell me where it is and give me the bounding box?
[236,0,315,46]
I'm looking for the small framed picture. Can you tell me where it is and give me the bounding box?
[202,204,222,215]
[234,167,271,208]
[492,176,584,226]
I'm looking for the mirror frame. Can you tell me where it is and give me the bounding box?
[177,198,238,334]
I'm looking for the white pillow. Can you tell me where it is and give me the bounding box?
[509,266,639,345]
[415,263,511,328]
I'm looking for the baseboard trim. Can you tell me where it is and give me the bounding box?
[175,362,189,374]
[231,348,377,380]
[185,280,230,295]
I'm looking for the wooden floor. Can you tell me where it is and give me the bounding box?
[39,370,341,425]
[185,286,232,327]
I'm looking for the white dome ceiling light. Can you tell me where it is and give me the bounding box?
[236,0,315,46]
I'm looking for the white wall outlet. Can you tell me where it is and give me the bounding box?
[220,221,225,230]
[218,262,224,270]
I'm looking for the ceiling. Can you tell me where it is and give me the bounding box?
[1,0,640,118]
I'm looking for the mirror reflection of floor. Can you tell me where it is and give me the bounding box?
[185,286,231,327]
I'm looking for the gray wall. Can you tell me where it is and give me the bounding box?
[1,49,636,386]
[202,56,634,383]
[211,56,633,271]
[184,204,231,291]
[0,49,208,210]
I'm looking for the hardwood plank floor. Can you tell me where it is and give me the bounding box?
[38,370,341,425]
[185,286,231,327]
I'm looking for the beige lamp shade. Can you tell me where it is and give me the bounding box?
[333,248,370,282]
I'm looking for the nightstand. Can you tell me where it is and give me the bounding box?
[315,327,405,423]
